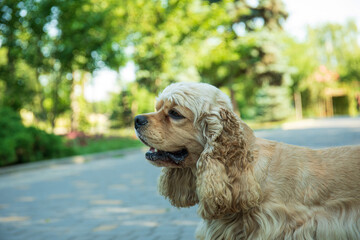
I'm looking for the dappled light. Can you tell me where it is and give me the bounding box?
[0,216,30,223]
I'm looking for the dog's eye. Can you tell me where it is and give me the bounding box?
[168,109,185,120]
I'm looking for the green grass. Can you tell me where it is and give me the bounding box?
[70,137,144,155]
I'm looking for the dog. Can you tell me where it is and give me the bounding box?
[134,82,360,240]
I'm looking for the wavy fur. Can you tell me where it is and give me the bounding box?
[158,167,198,207]
[137,82,360,240]
[196,108,261,219]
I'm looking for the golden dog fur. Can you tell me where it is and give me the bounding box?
[135,82,360,240]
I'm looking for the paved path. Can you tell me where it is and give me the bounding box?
[0,117,359,240]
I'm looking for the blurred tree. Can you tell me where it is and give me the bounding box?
[0,0,50,111]
[283,37,319,118]
[255,84,293,121]
[198,0,290,118]
[1,0,358,132]
[124,0,291,119]
[238,0,288,31]
[0,106,73,166]
[0,0,129,131]
[127,0,229,93]
[52,0,126,131]
[339,50,360,115]
[303,20,360,116]
[20,0,55,122]
[307,20,359,70]
[109,89,133,128]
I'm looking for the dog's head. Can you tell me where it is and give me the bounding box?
[134,82,260,218]
[134,82,233,168]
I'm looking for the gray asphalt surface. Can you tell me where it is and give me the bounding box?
[0,117,359,240]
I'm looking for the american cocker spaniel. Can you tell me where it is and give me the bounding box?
[134,82,360,240]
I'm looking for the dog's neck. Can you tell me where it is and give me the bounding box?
[239,119,257,148]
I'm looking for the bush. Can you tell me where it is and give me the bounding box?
[27,127,74,160]
[0,107,24,165]
[255,85,293,122]
[0,107,74,166]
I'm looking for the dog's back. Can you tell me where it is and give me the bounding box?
[254,140,360,239]
[262,142,360,202]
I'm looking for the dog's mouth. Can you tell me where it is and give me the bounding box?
[136,133,188,165]
[146,148,188,164]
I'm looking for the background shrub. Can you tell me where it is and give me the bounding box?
[0,107,74,166]
[255,85,293,122]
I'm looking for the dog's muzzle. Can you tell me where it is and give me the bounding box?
[134,115,189,165]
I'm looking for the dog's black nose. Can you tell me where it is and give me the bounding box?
[134,115,148,129]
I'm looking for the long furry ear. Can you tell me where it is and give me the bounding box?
[196,108,261,219]
[158,167,199,208]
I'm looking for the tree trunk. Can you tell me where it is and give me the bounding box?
[230,88,240,117]
[51,73,61,131]
[70,72,77,132]
[35,69,47,122]
[4,33,18,110]
[294,92,303,120]
[325,96,333,117]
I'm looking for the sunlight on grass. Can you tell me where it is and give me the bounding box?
[71,137,143,155]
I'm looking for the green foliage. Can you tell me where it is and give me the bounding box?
[108,82,157,129]
[0,0,359,143]
[129,83,157,115]
[255,85,293,121]
[307,20,359,70]
[71,137,143,155]
[332,96,350,115]
[0,0,126,130]
[0,0,50,111]
[283,37,319,92]
[0,107,73,166]
[109,90,133,129]
[0,107,22,165]
[339,49,360,83]
[281,20,360,118]
[130,0,230,92]
[121,0,294,120]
